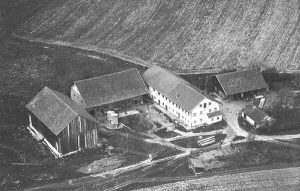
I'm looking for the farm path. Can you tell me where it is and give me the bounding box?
[221,99,300,147]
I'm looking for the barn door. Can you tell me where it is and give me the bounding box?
[92,129,98,146]
[80,133,85,148]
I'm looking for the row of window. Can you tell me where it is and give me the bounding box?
[153,91,189,116]
[193,108,218,116]
[199,102,211,108]
[192,116,220,124]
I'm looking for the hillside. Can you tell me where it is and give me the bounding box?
[14,0,300,72]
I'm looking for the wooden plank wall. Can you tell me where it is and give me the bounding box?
[57,116,99,154]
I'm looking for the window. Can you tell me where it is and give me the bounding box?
[217,117,219,120]
[162,102,164,106]
[209,102,211,105]
[193,113,196,117]
[200,111,203,115]
[200,104,202,107]
[204,103,207,108]
[209,109,212,113]
[211,118,214,121]
[214,108,217,111]
[194,121,196,124]
[158,92,160,95]
[162,95,164,98]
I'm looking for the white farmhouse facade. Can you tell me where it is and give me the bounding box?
[143,66,222,130]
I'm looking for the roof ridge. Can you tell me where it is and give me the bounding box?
[45,87,78,117]
[181,81,206,98]
[216,67,260,77]
[74,68,138,84]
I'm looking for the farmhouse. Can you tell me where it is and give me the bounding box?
[214,68,268,99]
[143,65,222,130]
[26,87,101,157]
[241,105,275,130]
[70,68,149,116]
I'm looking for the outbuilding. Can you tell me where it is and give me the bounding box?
[188,158,206,175]
[70,68,149,117]
[26,87,101,157]
[241,105,275,130]
[214,68,268,99]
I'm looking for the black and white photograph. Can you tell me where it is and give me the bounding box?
[0,0,300,190]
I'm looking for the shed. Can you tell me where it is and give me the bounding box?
[214,68,268,99]
[26,87,101,157]
[188,158,206,175]
[70,68,149,115]
[241,105,274,129]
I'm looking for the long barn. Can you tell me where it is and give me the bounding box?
[26,87,101,157]
[70,68,149,116]
[214,68,269,99]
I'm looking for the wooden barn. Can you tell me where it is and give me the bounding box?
[26,87,101,157]
[70,68,149,116]
[214,68,269,99]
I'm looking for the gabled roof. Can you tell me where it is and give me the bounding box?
[143,65,210,112]
[242,105,270,123]
[26,87,97,136]
[216,68,268,96]
[189,158,205,168]
[74,68,148,108]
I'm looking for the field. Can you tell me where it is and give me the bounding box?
[13,0,300,72]
[1,1,300,190]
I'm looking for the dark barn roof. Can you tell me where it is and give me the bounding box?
[216,68,268,96]
[143,65,209,112]
[26,87,97,136]
[242,105,269,123]
[74,68,148,108]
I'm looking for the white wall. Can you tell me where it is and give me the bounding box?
[71,85,86,108]
[191,98,222,127]
[242,112,255,126]
[149,87,222,130]
[149,87,191,126]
